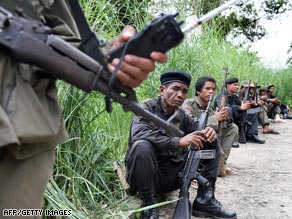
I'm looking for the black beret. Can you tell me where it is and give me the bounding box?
[160,70,192,86]
[267,84,274,89]
[225,77,238,84]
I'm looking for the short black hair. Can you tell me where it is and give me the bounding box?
[195,76,216,96]
[267,84,274,89]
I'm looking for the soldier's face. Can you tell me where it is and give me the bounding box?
[197,81,216,103]
[160,82,189,111]
[227,82,239,94]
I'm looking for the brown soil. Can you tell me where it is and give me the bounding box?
[125,119,292,219]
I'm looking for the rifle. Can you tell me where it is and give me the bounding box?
[254,82,258,105]
[216,67,230,177]
[173,94,215,219]
[243,80,251,103]
[0,6,184,137]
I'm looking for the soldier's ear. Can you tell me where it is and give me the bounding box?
[159,85,165,95]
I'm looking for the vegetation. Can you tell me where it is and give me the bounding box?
[44,0,292,218]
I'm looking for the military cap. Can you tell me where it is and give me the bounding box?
[160,70,192,86]
[225,77,238,84]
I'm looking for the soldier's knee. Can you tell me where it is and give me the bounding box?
[132,140,155,158]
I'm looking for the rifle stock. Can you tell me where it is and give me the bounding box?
[0,7,184,137]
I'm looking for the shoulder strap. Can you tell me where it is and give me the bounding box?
[68,0,106,68]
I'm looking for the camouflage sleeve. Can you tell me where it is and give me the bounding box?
[182,98,199,120]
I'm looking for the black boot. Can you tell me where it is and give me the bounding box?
[192,182,237,219]
[140,194,159,219]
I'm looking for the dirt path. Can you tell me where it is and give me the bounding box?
[127,119,292,218]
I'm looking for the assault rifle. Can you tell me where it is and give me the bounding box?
[254,82,258,105]
[0,6,184,137]
[173,94,215,219]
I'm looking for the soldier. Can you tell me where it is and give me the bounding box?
[259,86,283,122]
[267,84,292,120]
[240,81,280,134]
[125,70,237,219]
[215,77,265,144]
[183,76,238,175]
[0,1,167,217]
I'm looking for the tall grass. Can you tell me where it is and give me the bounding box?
[44,0,292,218]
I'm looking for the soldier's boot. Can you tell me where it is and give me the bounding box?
[140,194,159,219]
[192,182,237,219]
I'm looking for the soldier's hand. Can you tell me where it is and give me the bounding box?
[215,107,228,121]
[108,26,168,88]
[203,127,217,143]
[179,130,206,149]
[241,101,251,110]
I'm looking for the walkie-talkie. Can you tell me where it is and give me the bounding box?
[107,13,184,62]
